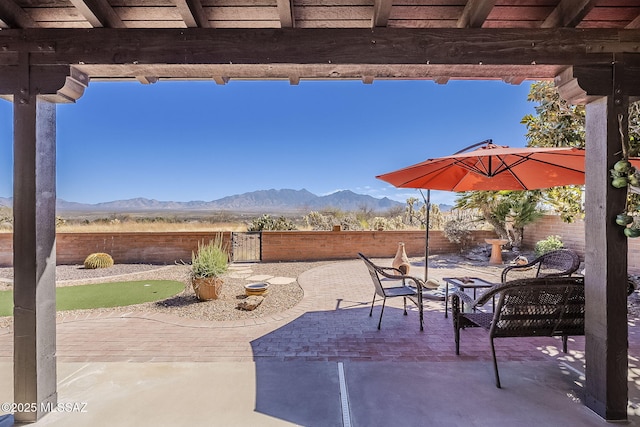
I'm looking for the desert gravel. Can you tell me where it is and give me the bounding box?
[0,261,332,326]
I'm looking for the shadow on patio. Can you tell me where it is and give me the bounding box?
[250,299,635,426]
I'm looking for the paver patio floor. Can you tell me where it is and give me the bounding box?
[0,259,638,426]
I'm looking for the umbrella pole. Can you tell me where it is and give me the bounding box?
[419,189,430,281]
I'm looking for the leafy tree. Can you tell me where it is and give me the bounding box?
[455,190,542,248]
[520,81,640,222]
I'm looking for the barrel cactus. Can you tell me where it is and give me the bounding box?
[84,252,114,269]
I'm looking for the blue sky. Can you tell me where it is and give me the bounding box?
[0,79,536,207]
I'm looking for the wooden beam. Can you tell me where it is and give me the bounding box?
[457,0,496,28]
[277,0,294,28]
[372,0,393,28]
[68,0,126,29]
[0,0,38,29]
[174,0,211,29]
[0,28,637,69]
[541,0,597,28]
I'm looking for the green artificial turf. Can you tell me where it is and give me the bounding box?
[0,280,184,316]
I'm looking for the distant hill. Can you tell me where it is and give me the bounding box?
[0,191,456,214]
[40,188,405,214]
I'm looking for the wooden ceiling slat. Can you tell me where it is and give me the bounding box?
[108,0,175,5]
[387,19,459,28]
[27,7,86,21]
[114,6,183,20]
[390,6,462,20]
[294,0,373,5]
[582,7,640,22]
[37,21,92,27]
[295,20,370,28]
[211,20,280,28]
[294,7,372,21]
[487,6,553,21]
[202,0,274,5]
[126,20,187,27]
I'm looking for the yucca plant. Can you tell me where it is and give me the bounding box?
[84,253,114,269]
[190,235,228,279]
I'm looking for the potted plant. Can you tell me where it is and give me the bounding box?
[190,234,229,301]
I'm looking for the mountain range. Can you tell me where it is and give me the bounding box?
[0,189,405,214]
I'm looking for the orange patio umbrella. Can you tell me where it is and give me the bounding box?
[376,140,587,192]
[376,140,591,281]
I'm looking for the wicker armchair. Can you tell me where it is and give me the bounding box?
[500,249,581,283]
[451,276,585,388]
[358,253,443,331]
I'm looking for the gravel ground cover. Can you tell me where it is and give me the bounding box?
[0,260,332,326]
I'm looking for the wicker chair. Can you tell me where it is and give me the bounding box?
[358,253,443,331]
[500,249,581,283]
[451,276,585,388]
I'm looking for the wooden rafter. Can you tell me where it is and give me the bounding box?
[541,0,597,28]
[0,0,38,29]
[174,0,210,29]
[457,0,495,28]
[372,0,393,28]
[627,14,640,29]
[68,0,126,29]
[277,0,295,28]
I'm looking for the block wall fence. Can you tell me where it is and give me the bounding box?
[0,216,637,273]
[0,229,495,266]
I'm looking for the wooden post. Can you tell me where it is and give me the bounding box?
[9,62,88,422]
[584,94,629,420]
[556,62,635,421]
[13,92,58,423]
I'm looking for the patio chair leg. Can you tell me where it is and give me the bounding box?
[403,297,408,315]
[369,292,377,317]
[562,335,568,353]
[378,298,386,330]
[490,337,501,388]
[455,322,460,355]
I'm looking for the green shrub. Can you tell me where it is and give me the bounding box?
[534,235,564,256]
[191,235,228,279]
[83,253,114,269]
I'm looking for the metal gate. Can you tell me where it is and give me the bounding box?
[231,232,262,262]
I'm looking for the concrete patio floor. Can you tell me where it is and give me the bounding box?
[0,258,639,426]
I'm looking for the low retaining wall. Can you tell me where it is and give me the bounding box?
[0,229,495,266]
[2,220,634,273]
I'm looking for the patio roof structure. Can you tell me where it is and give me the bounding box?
[1,0,640,423]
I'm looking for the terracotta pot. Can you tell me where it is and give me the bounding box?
[192,276,223,300]
[392,242,410,275]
